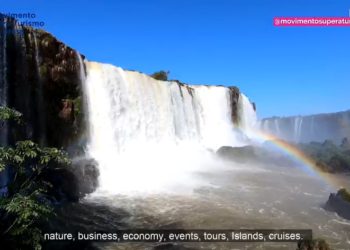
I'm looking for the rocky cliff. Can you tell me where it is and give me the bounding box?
[260,110,350,144]
[0,16,86,150]
[325,188,350,220]
[0,16,245,152]
[0,16,245,196]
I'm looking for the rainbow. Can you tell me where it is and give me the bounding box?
[247,129,345,189]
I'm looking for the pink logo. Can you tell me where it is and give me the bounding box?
[274,17,350,27]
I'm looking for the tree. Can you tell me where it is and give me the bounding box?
[297,238,330,250]
[340,137,350,150]
[338,188,350,202]
[0,106,23,125]
[150,70,169,81]
[0,106,70,249]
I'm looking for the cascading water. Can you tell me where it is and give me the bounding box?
[0,17,8,145]
[83,61,256,194]
[33,32,47,146]
[293,117,303,142]
[262,119,270,132]
[237,93,257,134]
[261,112,350,144]
[0,17,9,193]
[274,119,281,136]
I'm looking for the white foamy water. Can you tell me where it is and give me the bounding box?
[237,93,258,138]
[82,162,350,249]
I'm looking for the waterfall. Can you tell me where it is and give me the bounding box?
[77,53,86,84]
[262,119,270,132]
[0,17,8,145]
[311,116,315,137]
[33,32,47,146]
[238,94,257,132]
[298,117,303,142]
[274,119,280,136]
[261,116,308,143]
[33,34,40,68]
[236,93,258,144]
[293,117,303,143]
[0,17,8,194]
[84,61,255,193]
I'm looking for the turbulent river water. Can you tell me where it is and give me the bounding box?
[56,160,350,250]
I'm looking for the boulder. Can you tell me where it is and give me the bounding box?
[325,188,350,220]
[217,145,256,163]
[216,144,296,166]
[44,158,99,202]
[70,158,100,196]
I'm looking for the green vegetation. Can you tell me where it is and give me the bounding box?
[0,106,70,249]
[298,139,350,173]
[340,137,350,150]
[338,188,350,202]
[150,70,169,81]
[0,106,23,125]
[72,96,83,121]
[297,238,330,250]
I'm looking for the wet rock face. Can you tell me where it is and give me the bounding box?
[44,158,99,202]
[0,17,86,149]
[31,27,86,149]
[0,17,90,200]
[58,99,75,123]
[70,158,100,196]
[228,86,240,125]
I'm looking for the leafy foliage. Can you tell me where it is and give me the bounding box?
[72,96,83,119]
[0,140,70,193]
[0,106,70,249]
[297,238,330,250]
[150,70,169,81]
[0,106,22,125]
[338,188,350,202]
[298,138,350,173]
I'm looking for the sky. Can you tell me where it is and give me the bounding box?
[1,0,350,118]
